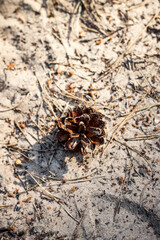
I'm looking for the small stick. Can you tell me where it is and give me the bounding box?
[17,185,38,196]
[103,88,152,154]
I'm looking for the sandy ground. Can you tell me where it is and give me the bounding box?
[0,0,160,239]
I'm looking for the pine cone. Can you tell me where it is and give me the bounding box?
[57,106,105,155]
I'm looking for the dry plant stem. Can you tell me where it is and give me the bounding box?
[127,2,146,11]
[26,170,62,202]
[33,202,41,220]
[49,176,106,186]
[26,170,79,223]
[48,169,98,182]
[114,138,153,174]
[139,181,152,207]
[28,172,47,183]
[18,185,38,196]
[35,73,59,119]
[71,210,86,240]
[120,102,160,117]
[113,200,121,222]
[31,119,55,145]
[14,120,33,147]
[14,168,28,194]
[125,134,160,141]
[97,10,160,81]
[0,92,30,112]
[103,88,152,154]
[8,147,31,161]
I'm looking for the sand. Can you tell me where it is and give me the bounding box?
[0,0,160,239]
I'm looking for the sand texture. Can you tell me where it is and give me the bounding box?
[0,0,160,239]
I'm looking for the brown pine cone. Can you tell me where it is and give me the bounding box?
[57,106,105,155]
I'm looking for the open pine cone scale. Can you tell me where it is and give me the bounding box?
[57,106,105,155]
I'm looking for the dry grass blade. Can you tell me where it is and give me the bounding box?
[48,169,98,182]
[0,92,30,113]
[71,210,86,240]
[103,88,152,155]
[35,73,59,119]
[125,134,160,141]
[31,119,55,145]
[14,168,28,194]
[120,102,160,117]
[14,120,33,147]
[26,170,79,223]
[113,200,121,222]
[139,181,152,207]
